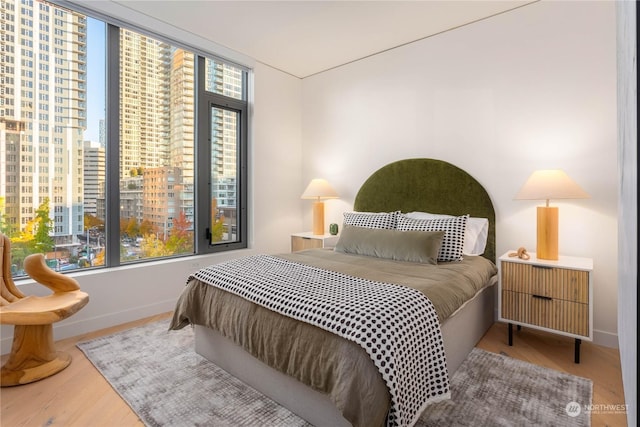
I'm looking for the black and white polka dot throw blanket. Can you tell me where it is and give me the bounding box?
[191,255,450,427]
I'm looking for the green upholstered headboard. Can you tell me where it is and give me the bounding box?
[353,158,496,263]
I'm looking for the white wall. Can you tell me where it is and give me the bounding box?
[616,1,637,425]
[301,1,618,347]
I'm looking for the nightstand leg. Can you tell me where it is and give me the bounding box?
[508,323,513,346]
[574,339,581,364]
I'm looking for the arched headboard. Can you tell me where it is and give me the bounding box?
[353,158,496,263]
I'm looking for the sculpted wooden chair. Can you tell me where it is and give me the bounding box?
[0,233,89,386]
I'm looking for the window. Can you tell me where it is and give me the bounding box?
[1,0,248,277]
[198,57,247,252]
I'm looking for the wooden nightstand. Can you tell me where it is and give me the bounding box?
[498,251,593,363]
[291,232,339,252]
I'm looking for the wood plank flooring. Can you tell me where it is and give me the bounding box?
[1,313,628,427]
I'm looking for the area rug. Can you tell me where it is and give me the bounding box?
[418,347,592,427]
[77,320,592,427]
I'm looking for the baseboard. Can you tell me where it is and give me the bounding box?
[593,329,619,349]
[1,299,176,356]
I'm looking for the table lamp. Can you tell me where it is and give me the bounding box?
[515,169,589,260]
[301,179,338,235]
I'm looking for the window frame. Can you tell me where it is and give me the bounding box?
[195,56,248,254]
[7,1,250,275]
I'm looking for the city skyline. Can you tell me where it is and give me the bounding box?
[1,0,244,273]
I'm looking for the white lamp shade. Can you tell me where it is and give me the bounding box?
[301,178,339,200]
[515,169,589,260]
[515,170,589,202]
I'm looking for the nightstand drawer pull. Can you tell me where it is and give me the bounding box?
[532,294,552,301]
[532,265,553,270]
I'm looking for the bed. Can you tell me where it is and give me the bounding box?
[170,158,497,427]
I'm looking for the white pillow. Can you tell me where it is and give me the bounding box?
[397,214,468,262]
[405,211,489,256]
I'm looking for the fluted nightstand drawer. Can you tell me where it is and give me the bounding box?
[502,262,589,303]
[501,290,589,336]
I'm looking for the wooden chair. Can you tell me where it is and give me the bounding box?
[0,233,89,386]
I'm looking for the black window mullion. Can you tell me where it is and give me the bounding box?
[194,56,210,254]
[104,23,120,267]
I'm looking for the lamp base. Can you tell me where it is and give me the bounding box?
[312,201,325,235]
[537,206,558,260]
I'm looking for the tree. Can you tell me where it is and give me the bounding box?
[210,215,225,243]
[210,199,225,243]
[139,219,154,236]
[165,211,193,254]
[139,233,171,258]
[120,217,128,237]
[120,216,139,238]
[84,213,104,230]
[8,199,54,271]
[125,218,139,237]
[0,197,16,236]
[33,198,54,253]
[128,167,144,177]
[93,248,105,266]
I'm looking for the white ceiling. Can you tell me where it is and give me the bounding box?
[112,0,537,79]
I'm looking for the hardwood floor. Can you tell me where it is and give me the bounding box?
[1,313,628,427]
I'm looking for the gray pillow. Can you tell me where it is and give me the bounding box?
[334,225,445,264]
[397,214,469,262]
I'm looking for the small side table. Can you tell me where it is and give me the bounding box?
[291,232,339,252]
[498,251,593,363]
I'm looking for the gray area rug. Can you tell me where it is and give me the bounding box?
[418,347,592,427]
[77,320,592,427]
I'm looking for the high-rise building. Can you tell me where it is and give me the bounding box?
[83,140,105,216]
[119,29,171,180]
[0,0,86,244]
[169,49,195,226]
[0,119,23,234]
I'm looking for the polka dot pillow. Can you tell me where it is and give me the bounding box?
[396,213,469,262]
[343,211,399,230]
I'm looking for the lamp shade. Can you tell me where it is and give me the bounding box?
[301,178,339,200]
[515,170,589,203]
[515,169,589,260]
